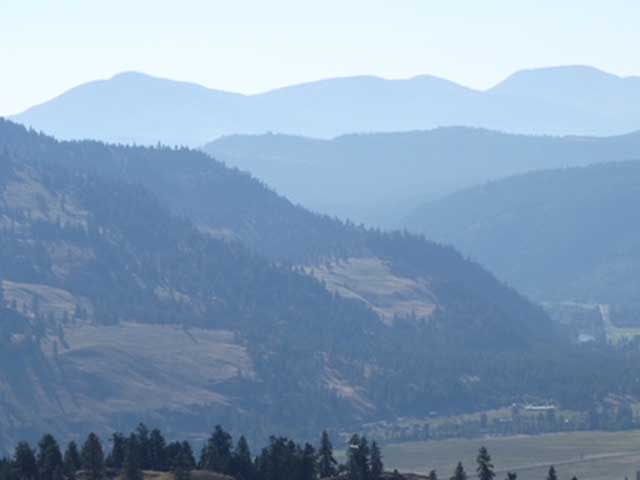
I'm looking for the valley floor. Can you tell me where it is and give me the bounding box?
[383,430,640,480]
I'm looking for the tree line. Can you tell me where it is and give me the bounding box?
[0,425,383,480]
[0,425,584,480]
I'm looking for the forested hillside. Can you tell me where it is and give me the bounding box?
[408,161,640,306]
[204,128,640,225]
[2,120,640,455]
[0,118,548,332]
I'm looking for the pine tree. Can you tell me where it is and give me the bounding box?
[106,434,126,470]
[370,442,383,480]
[347,434,361,480]
[135,424,151,471]
[450,462,466,480]
[180,443,195,470]
[546,466,557,480]
[505,473,517,480]
[37,434,64,480]
[231,436,254,480]
[14,442,37,480]
[359,437,370,480]
[0,457,15,480]
[200,425,233,474]
[123,434,143,480]
[299,443,317,480]
[317,432,337,479]
[63,442,81,480]
[173,452,192,480]
[347,435,369,480]
[81,433,104,480]
[427,470,438,480]
[476,447,495,480]
[148,429,167,471]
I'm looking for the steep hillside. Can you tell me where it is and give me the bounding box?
[408,161,640,306]
[11,66,640,147]
[0,122,572,450]
[0,144,391,447]
[0,120,555,342]
[204,128,640,225]
[3,120,637,456]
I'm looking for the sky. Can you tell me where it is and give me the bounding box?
[1,0,639,116]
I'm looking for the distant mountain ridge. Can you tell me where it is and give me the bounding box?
[489,65,640,117]
[10,66,640,146]
[407,160,640,306]
[204,127,640,226]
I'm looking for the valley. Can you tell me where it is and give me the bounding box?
[3,6,640,479]
[384,430,640,480]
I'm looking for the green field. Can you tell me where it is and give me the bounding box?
[383,430,640,480]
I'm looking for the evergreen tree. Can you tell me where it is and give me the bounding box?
[165,443,182,471]
[505,473,517,480]
[317,432,337,479]
[476,447,495,480]
[427,470,438,480]
[298,443,316,480]
[358,437,370,480]
[173,452,192,480]
[0,457,16,480]
[122,434,143,480]
[148,429,167,471]
[106,433,126,469]
[180,443,195,470]
[123,450,143,480]
[200,425,233,474]
[255,436,291,480]
[347,435,369,480]
[450,462,466,480]
[546,466,557,480]
[347,435,360,480]
[63,442,81,479]
[370,442,383,480]
[37,434,64,480]
[81,433,104,480]
[135,424,151,471]
[231,436,254,480]
[14,442,37,480]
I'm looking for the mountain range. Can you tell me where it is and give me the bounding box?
[5,64,640,455]
[10,66,640,147]
[205,128,640,225]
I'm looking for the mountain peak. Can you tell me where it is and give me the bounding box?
[110,70,156,81]
[488,65,628,95]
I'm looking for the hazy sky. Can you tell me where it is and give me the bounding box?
[1,0,639,115]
